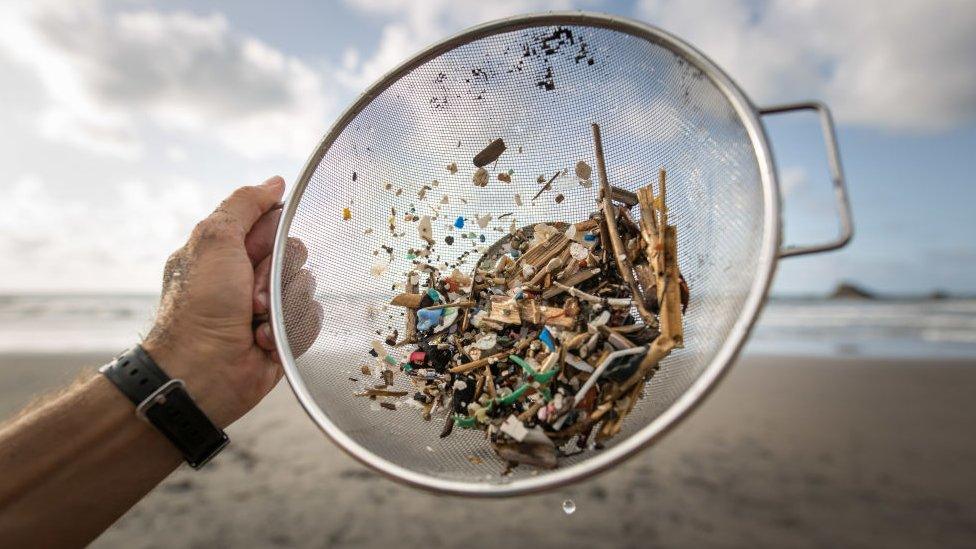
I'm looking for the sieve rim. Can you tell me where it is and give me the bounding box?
[270,11,782,497]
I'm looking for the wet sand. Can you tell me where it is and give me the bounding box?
[2,352,975,548]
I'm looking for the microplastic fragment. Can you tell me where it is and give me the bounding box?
[473,167,489,187]
[473,138,506,167]
[575,160,592,180]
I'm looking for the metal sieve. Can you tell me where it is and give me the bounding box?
[270,12,853,496]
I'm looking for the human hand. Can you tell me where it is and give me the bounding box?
[143,176,321,428]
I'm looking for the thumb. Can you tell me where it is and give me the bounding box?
[216,176,286,234]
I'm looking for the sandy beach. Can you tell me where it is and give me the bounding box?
[1,352,974,548]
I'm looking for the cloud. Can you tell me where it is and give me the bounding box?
[338,0,976,131]
[0,173,220,292]
[0,1,335,160]
[336,0,583,90]
[636,0,976,132]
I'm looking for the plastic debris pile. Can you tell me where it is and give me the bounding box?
[362,124,689,470]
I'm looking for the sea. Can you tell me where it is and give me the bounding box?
[0,293,974,360]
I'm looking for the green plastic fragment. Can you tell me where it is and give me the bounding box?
[495,383,530,406]
[453,414,478,428]
[508,355,557,384]
[383,355,398,366]
[531,369,558,384]
[406,253,416,260]
[508,354,536,376]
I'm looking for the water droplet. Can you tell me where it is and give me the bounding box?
[562,499,576,515]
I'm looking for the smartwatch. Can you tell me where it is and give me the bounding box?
[100,345,228,468]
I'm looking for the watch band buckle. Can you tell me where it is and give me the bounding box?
[135,378,187,421]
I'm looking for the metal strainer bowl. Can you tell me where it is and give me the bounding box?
[270,12,853,496]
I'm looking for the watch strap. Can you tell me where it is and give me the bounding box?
[100,345,228,468]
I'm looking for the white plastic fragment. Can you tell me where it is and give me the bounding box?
[370,261,388,277]
[574,347,648,405]
[476,214,492,228]
[565,353,594,372]
[530,223,557,247]
[441,195,450,204]
[522,425,553,446]
[418,215,433,244]
[470,310,487,328]
[570,242,589,261]
[590,309,612,327]
[371,339,387,358]
[500,415,529,442]
[473,333,497,350]
[433,307,459,333]
[514,193,522,206]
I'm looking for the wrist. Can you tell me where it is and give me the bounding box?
[140,339,236,429]
[100,344,230,468]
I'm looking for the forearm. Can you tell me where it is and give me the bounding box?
[0,371,182,546]
[0,178,294,545]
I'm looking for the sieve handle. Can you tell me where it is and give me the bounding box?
[760,101,854,258]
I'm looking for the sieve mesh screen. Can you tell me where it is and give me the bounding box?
[276,17,768,491]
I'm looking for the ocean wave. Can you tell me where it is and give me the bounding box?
[1,295,974,359]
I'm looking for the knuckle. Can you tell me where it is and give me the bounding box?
[164,248,183,269]
[192,215,236,242]
[191,218,215,240]
[162,249,185,284]
[231,185,256,201]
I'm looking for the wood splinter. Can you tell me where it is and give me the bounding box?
[637,168,684,349]
[591,123,655,325]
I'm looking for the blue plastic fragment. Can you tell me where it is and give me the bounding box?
[583,233,597,242]
[417,308,443,331]
[454,216,465,229]
[539,327,555,351]
[509,250,521,258]
[426,288,443,302]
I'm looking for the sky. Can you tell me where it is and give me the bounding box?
[0,0,973,296]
